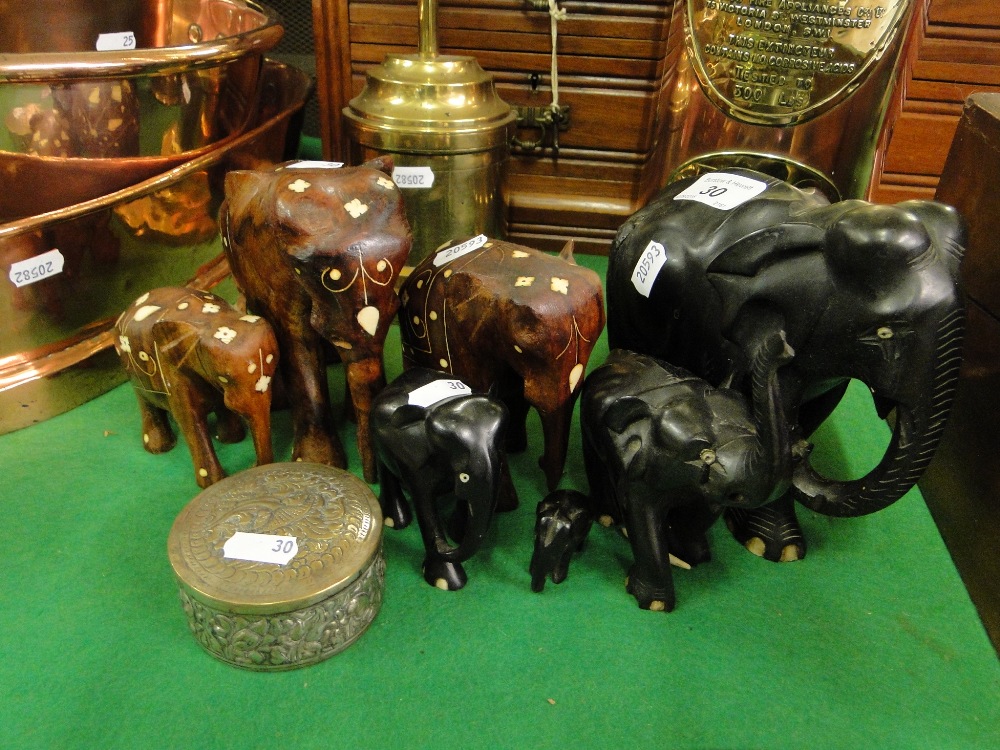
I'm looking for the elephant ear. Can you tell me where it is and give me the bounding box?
[223,170,271,225]
[376,402,432,468]
[558,239,577,265]
[896,199,967,279]
[149,319,200,367]
[602,396,654,476]
[603,396,650,435]
[362,155,395,177]
[389,403,426,429]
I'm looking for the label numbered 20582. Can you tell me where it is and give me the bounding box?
[8,249,65,288]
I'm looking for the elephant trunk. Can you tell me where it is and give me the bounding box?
[433,454,501,563]
[741,332,793,504]
[793,307,965,517]
[344,356,386,483]
[538,400,576,492]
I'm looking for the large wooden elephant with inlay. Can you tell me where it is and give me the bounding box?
[222,159,411,482]
[399,236,605,493]
[114,286,280,488]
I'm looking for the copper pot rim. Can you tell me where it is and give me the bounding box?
[0,0,282,83]
[0,59,309,243]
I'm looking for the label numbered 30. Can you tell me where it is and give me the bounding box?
[222,532,299,565]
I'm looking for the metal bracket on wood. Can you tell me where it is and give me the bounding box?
[512,104,571,153]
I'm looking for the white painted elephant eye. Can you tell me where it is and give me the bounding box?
[877,326,894,340]
[459,473,470,483]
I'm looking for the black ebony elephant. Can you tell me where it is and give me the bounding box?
[581,332,794,612]
[371,368,509,591]
[529,490,593,593]
[607,168,966,561]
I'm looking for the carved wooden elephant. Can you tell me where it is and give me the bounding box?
[114,286,279,488]
[399,235,605,493]
[529,489,593,593]
[371,368,510,591]
[607,168,966,562]
[581,335,794,612]
[222,159,412,482]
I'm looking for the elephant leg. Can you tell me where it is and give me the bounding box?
[538,399,576,492]
[496,456,519,512]
[135,393,175,454]
[344,356,385,483]
[497,370,530,454]
[167,388,224,488]
[725,493,806,562]
[282,332,346,469]
[664,504,718,568]
[246,408,274,467]
[214,407,246,444]
[377,462,413,530]
[410,484,468,591]
[582,433,617,526]
[622,493,676,612]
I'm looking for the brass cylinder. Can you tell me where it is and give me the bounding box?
[342,1,514,266]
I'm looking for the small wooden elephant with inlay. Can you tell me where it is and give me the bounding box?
[114,286,279,488]
[399,236,605,494]
[222,158,411,483]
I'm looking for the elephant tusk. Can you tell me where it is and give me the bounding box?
[668,553,692,570]
[357,306,380,336]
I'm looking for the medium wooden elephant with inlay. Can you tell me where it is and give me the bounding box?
[114,286,279,488]
[222,158,411,482]
[399,236,605,493]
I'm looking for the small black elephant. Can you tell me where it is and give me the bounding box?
[581,334,794,612]
[371,368,510,591]
[529,490,593,593]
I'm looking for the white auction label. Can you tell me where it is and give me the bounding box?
[631,240,667,298]
[673,172,767,211]
[286,160,345,169]
[408,379,472,408]
[96,31,137,51]
[393,166,435,189]
[432,234,488,267]
[222,532,299,565]
[8,249,65,288]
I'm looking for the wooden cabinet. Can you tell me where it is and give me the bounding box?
[872,0,998,203]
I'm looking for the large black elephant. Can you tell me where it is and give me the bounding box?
[371,368,509,591]
[607,168,966,561]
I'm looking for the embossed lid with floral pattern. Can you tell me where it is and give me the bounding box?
[169,462,383,614]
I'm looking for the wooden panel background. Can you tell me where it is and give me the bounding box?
[315,0,988,244]
[871,0,996,203]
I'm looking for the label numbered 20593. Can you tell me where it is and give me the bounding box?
[631,240,667,298]
[8,249,65,288]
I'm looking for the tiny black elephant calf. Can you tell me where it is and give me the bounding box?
[529,489,593,593]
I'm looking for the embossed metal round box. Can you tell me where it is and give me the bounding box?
[167,462,384,671]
